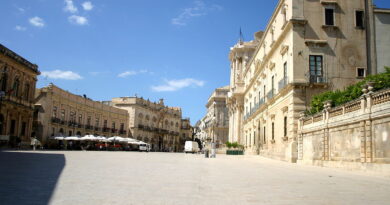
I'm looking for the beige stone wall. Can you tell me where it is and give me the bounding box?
[299,88,390,164]
[204,86,229,146]
[235,0,372,162]
[111,97,185,152]
[35,84,129,144]
[0,44,39,146]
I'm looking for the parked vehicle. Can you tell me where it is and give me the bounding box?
[139,143,150,152]
[184,141,199,154]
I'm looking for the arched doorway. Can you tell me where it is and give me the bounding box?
[76,131,81,136]
[59,128,64,136]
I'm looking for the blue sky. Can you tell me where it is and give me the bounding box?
[1,0,389,124]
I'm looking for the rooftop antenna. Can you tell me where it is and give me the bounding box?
[239,27,244,45]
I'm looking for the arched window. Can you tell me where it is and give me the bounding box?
[12,77,20,97]
[0,72,7,92]
[24,83,30,100]
[145,115,150,121]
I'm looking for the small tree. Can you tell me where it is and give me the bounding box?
[225,141,232,149]
[231,142,239,149]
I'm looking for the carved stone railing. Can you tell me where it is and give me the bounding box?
[329,107,343,118]
[345,100,361,113]
[372,88,390,105]
[313,113,323,123]
[298,86,390,164]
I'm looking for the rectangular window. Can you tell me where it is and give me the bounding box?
[357,68,366,78]
[104,120,108,128]
[24,84,30,101]
[310,55,323,82]
[263,126,266,144]
[325,8,334,26]
[87,116,91,126]
[272,122,275,140]
[284,62,288,81]
[253,131,256,145]
[271,76,275,95]
[78,114,82,124]
[356,10,364,28]
[52,107,57,118]
[60,109,65,121]
[95,118,99,127]
[21,122,26,136]
[10,120,16,135]
[284,117,287,137]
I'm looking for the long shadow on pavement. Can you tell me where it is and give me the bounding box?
[0,151,65,205]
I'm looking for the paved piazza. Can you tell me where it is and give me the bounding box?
[1,151,390,205]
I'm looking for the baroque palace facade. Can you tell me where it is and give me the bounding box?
[34,84,129,145]
[202,86,229,146]
[108,97,190,152]
[0,44,40,147]
[227,0,390,162]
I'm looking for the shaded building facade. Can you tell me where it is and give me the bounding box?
[0,44,40,147]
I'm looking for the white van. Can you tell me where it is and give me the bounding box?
[139,143,150,152]
[184,141,199,154]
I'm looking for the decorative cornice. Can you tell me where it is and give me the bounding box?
[0,44,39,74]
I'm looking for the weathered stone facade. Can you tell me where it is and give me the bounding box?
[227,39,258,145]
[227,0,390,162]
[203,86,229,146]
[109,97,186,152]
[298,88,390,171]
[0,44,40,147]
[34,84,129,145]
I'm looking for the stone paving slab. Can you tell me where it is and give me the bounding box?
[1,151,390,205]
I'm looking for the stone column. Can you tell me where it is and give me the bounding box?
[365,120,373,163]
[298,112,305,161]
[323,128,329,161]
[360,121,366,162]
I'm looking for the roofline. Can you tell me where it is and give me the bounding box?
[244,0,285,76]
[0,44,40,74]
[374,8,390,13]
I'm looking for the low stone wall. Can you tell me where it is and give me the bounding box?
[298,88,390,169]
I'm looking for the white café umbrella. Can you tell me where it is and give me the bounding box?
[107,136,125,142]
[96,136,107,141]
[80,135,97,141]
[64,136,81,141]
[52,136,65,140]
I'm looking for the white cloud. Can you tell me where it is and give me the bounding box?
[64,0,78,13]
[29,17,45,27]
[82,1,94,11]
[41,70,83,80]
[118,70,149,78]
[171,1,222,26]
[15,25,27,31]
[68,15,88,25]
[151,78,205,92]
[17,7,25,13]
